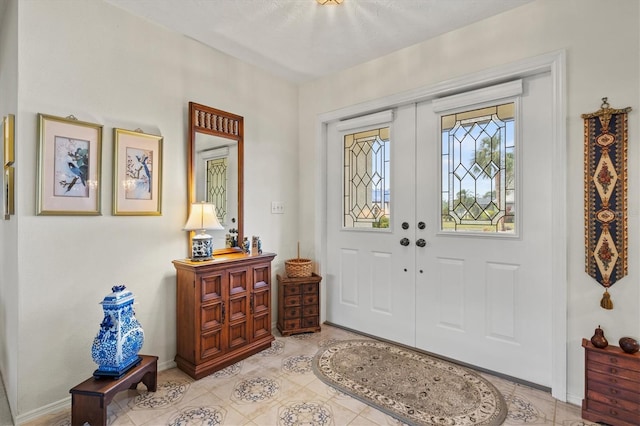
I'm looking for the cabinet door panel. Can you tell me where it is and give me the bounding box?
[201,273,223,302]
[229,296,248,322]
[229,322,248,349]
[201,304,222,331]
[252,313,271,339]
[201,330,222,359]
[253,289,270,315]
[229,269,248,295]
[253,263,271,286]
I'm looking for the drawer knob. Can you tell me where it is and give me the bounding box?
[609,388,618,394]
[609,357,618,364]
[609,409,618,416]
[610,368,617,374]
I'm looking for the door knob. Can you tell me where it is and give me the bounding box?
[400,238,410,246]
[402,222,409,230]
[416,238,426,247]
[418,221,426,230]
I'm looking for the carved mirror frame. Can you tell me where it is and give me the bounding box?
[187,102,243,254]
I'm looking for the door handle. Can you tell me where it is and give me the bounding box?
[400,238,410,246]
[416,238,426,247]
[418,221,426,230]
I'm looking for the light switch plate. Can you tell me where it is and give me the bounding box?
[271,201,284,214]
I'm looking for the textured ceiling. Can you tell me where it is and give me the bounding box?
[106,0,533,83]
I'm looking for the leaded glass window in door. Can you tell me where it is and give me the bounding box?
[441,103,515,233]
[207,157,227,222]
[343,127,390,229]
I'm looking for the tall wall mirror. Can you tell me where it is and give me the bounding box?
[188,102,243,254]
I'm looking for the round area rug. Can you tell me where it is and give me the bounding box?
[313,339,507,426]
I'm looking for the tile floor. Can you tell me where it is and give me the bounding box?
[24,325,595,426]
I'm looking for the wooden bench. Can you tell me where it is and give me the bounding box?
[69,355,158,426]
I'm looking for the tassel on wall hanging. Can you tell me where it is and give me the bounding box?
[583,98,631,309]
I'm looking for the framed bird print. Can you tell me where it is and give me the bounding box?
[37,113,102,215]
[113,128,163,216]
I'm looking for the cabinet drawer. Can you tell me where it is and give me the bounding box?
[587,369,640,394]
[584,398,639,424]
[302,283,318,294]
[589,360,640,382]
[302,294,318,305]
[284,307,301,319]
[283,284,301,296]
[588,350,640,373]
[283,319,301,330]
[302,305,319,316]
[302,317,319,327]
[587,390,640,413]
[284,295,301,307]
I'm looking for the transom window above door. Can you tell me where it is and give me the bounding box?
[440,102,516,234]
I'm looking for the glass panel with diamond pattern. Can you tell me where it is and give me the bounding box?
[343,127,390,229]
[207,157,227,222]
[441,103,515,233]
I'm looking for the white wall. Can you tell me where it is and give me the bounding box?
[0,0,19,417]
[5,0,298,420]
[298,0,640,404]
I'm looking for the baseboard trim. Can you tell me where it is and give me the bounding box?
[15,358,177,425]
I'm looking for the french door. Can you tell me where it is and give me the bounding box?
[325,72,554,386]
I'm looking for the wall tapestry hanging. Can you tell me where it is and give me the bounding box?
[583,98,631,309]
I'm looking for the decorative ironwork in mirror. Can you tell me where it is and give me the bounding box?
[188,102,243,254]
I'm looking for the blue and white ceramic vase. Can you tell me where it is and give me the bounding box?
[91,285,144,378]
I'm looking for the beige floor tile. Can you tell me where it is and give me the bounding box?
[553,400,598,426]
[21,324,570,426]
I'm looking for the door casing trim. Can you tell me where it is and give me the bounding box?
[314,49,567,400]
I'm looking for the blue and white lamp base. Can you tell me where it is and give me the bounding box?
[191,233,213,261]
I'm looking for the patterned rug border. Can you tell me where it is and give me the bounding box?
[312,339,508,426]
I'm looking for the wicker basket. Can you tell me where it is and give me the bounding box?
[285,258,313,278]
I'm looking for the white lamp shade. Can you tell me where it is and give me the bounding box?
[184,202,224,231]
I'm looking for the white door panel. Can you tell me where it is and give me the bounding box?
[325,72,553,387]
[326,105,416,346]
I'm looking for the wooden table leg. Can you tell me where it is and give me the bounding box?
[71,392,106,426]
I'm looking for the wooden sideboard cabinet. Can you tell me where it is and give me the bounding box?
[173,252,276,379]
[581,338,640,426]
[277,273,322,336]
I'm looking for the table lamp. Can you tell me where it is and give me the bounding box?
[184,202,224,261]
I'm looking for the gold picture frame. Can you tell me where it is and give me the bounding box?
[113,128,163,216]
[3,114,14,166]
[4,166,14,219]
[37,113,103,215]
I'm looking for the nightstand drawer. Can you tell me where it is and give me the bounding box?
[284,295,301,307]
[587,390,640,413]
[589,350,640,373]
[584,399,639,424]
[588,360,640,382]
[283,285,301,296]
[587,369,640,394]
[302,294,318,305]
[302,283,318,294]
[283,319,300,330]
[284,307,301,319]
[302,317,319,327]
[302,305,319,316]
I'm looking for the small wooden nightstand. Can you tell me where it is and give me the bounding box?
[277,273,322,336]
[581,338,640,426]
